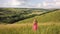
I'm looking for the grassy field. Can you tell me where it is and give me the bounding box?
[0,9,60,34]
[0,23,60,34]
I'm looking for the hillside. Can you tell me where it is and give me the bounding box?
[16,10,60,24]
[0,8,46,24]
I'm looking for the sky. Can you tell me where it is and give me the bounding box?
[0,0,60,8]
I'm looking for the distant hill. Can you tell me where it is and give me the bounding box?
[16,10,60,24]
[0,8,60,24]
[0,8,46,24]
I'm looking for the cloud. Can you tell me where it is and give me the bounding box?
[9,0,21,6]
[42,2,55,7]
[0,0,60,8]
[41,0,60,8]
[36,3,41,8]
[0,0,26,7]
[45,0,56,2]
[55,2,60,7]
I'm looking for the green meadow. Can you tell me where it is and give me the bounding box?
[0,8,60,34]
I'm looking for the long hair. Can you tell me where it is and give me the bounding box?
[33,18,38,24]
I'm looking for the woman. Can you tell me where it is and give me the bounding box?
[33,19,38,31]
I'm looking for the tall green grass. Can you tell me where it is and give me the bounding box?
[0,24,60,34]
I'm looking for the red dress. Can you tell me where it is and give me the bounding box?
[33,23,37,31]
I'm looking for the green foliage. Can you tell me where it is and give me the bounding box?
[0,8,60,24]
[0,8,44,24]
[0,8,31,23]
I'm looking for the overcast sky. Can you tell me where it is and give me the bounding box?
[0,0,60,8]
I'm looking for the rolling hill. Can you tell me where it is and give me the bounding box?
[0,8,46,24]
[0,8,60,24]
[16,10,60,24]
